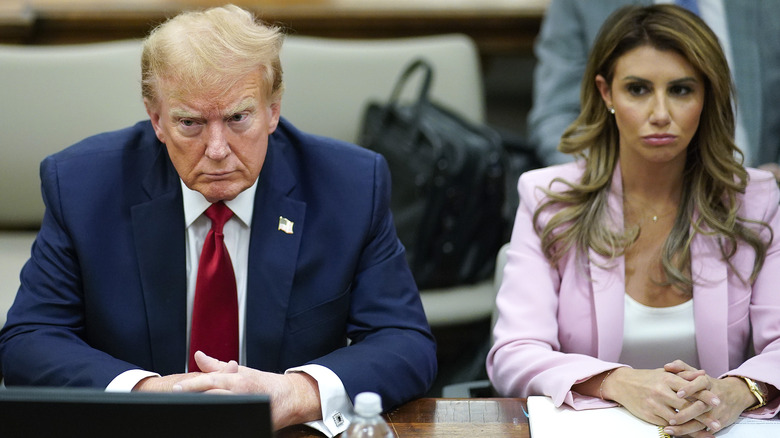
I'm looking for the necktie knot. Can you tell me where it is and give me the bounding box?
[205,201,233,234]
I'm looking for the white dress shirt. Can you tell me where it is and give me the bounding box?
[106,179,352,437]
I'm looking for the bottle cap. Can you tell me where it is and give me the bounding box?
[354,392,382,416]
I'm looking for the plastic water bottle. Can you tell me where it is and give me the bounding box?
[342,392,396,438]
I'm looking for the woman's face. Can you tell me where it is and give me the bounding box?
[596,45,705,167]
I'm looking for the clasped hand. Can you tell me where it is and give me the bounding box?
[134,351,322,430]
[604,360,753,438]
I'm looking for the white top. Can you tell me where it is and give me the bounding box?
[619,294,700,369]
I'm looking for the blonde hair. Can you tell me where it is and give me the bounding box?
[141,4,285,106]
[536,4,770,291]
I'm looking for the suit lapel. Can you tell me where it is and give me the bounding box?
[244,139,306,372]
[690,222,730,375]
[131,145,187,375]
[591,164,626,361]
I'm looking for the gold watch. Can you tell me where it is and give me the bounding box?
[739,376,768,411]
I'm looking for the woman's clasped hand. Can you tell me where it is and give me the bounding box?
[601,361,756,437]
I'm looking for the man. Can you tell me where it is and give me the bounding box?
[528,0,780,175]
[0,5,436,436]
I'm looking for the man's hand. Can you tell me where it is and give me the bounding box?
[172,351,323,430]
[662,360,756,438]
[133,372,202,392]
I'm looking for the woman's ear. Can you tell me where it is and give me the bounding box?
[595,74,613,110]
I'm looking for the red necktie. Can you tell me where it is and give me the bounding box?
[189,201,238,372]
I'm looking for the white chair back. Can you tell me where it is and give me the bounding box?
[280,34,485,145]
[0,40,147,228]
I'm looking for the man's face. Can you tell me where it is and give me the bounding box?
[146,71,280,202]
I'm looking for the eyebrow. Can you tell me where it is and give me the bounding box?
[168,97,258,120]
[226,97,257,116]
[169,108,200,120]
[621,75,699,84]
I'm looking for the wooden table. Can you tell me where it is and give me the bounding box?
[0,0,548,56]
[277,398,530,437]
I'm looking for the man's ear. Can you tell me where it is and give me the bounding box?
[144,98,166,144]
[595,74,613,110]
[268,101,281,134]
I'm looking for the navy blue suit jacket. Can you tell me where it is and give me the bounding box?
[0,118,436,409]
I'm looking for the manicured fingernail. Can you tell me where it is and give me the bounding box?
[677,390,686,398]
[664,427,674,435]
[711,421,721,430]
[668,419,677,426]
[712,397,721,406]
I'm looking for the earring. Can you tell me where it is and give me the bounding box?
[609,107,615,114]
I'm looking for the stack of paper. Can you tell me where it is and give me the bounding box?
[528,396,668,437]
[528,396,780,437]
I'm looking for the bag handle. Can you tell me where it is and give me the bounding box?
[387,58,434,109]
[361,58,436,148]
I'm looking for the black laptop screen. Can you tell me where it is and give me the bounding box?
[0,387,272,438]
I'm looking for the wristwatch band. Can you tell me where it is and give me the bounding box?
[739,376,767,411]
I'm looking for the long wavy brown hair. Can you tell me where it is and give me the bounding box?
[535,4,770,291]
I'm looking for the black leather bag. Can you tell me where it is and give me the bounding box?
[359,58,506,289]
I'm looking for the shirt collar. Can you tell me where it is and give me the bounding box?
[181,179,257,228]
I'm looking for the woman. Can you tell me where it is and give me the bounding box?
[487,5,780,437]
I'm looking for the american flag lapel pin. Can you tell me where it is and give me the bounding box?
[278,216,294,234]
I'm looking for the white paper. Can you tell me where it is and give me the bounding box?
[717,416,780,437]
[528,396,666,438]
[528,396,780,438]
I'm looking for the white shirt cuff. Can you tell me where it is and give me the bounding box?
[286,364,353,438]
[105,369,160,392]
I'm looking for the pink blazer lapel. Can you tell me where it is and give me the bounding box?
[690,225,731,375]
[590,163,627,361]
[590,250,626,361]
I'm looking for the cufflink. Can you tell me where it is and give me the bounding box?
[332,411,344,427]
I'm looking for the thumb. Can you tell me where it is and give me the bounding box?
[664,360,694,373]
[193,350,224,372]
[194,351,240,373]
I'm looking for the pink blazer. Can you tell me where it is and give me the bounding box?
[487,161,780,417]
